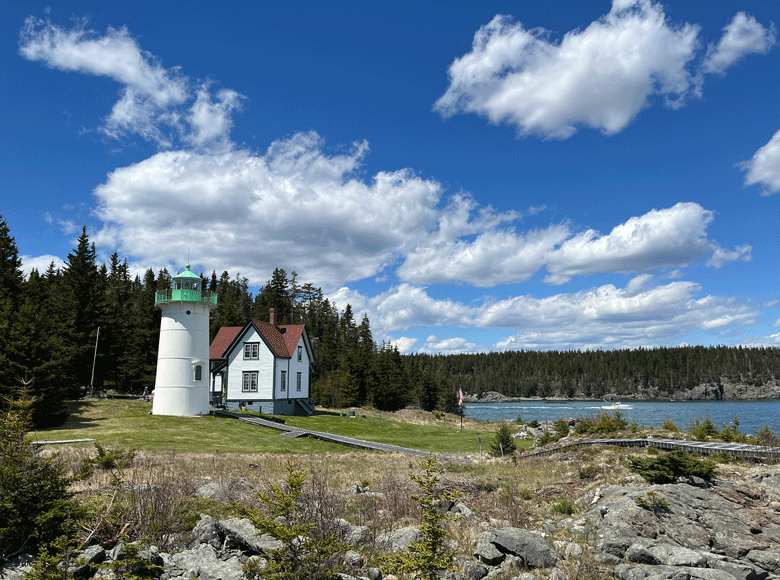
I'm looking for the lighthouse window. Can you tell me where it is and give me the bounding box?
[242,371,258,392]
[194,365,203,381]
[244,343,259,360]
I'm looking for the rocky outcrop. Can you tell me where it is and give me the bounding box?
[584,474,780,580]
[7,468,780,580]
[462,391,521,403]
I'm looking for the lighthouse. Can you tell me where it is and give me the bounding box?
[152,265,217,416]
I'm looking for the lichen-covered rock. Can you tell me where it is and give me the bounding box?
[473,540,504,566]
[217,517,283,555]
[625,541,708,568]
[488,528,559,568]
[457,556,488,580]
[169,544,243,580]
[192,514,222,549]
[0,554,34,580]
[375,527,421,553]
[335,518,372,545]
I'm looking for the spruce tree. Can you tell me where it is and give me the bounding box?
[60,227,103,397]
[0,213,24,394]
[381,456,458,580]
[0,391,79,563]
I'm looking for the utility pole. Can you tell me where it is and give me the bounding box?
[89,327,100,399]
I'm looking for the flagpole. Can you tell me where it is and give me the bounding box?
[458,387,464,432]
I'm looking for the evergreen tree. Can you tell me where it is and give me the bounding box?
[0,214,24,393]
[372,344,408,411]
[11,269,68,426]
[489,421,517,457]
[381,456,458,580]
[100,254,133,392]
[59,228,104,397]
[236,460,344,580]
[0,390,80,563]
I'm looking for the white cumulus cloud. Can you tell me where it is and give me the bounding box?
[20,254,66,276]
[397,201,745,287]
[743,129,780,195]
[19,17,240,149]
[92,132,445,289]
[702,12,776,75]
[434,0,701,138]
[543,202,749,284]
[332,277,757,352]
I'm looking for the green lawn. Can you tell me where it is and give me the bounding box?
[31,399,499,455]
[279,410,487,454]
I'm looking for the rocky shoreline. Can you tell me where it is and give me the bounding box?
[4,464,780,580]
[464,379,780,404]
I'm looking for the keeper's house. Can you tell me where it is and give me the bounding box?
[209,309,314,415]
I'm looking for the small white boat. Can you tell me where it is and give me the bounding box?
[602,399,632,410]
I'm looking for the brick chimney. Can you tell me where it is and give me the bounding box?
[269,308,276,326]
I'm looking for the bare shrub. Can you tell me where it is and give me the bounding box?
[375,469,417,526]
[298,457,346,542]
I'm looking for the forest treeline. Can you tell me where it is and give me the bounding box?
[2,213,779,428]
[404,346,780,400]
[0,215,454,427]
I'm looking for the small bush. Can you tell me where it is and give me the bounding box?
[489,421,517,457]
[537,432,555,447]
[711,452,738,464]
[578,465,599,480]
[235,460,345,580]
[474,480,498,493]
[634,491,668,513]
[551,498,574,515]
[1,394,81,563]
[628,449,716,484]
[528,419,539,428]
[517,488,533,501]
[757,425,780,447]
[23,536,76,580]
[661,418,678,432]
[689,417,718,441]
[380,456,458,580]
[553,418,570,439]
[574,412,628,436]
[104,542,163,580]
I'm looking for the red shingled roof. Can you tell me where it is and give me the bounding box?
[250,319,291,358]
[209,326,242,359]
[280,325,305,357]
[209,321,308,361]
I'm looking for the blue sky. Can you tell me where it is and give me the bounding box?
[2,0,779,354]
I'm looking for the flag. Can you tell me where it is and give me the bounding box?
[458,388,464,406]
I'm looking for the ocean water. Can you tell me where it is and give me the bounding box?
[464,399,780,436]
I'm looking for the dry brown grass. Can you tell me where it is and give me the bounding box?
[51,430,761,576]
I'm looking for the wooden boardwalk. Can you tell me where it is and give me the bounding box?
[214,410,466,461]
[523,437,780,461]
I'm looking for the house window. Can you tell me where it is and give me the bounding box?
[244,343,259,360]
[297,346,302,362]
[194,365,203,382]
[296,372,302,391]
[280,370,287,392]
[242,371,258,392]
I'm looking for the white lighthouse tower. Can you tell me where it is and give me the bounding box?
[152,265,217,416]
